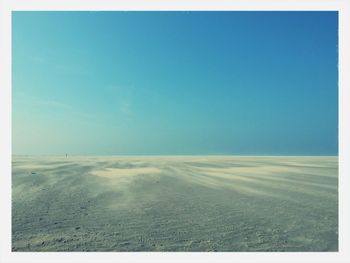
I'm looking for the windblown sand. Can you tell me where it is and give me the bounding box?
[12,156,338,251]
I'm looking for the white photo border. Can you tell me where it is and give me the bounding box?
[1,0,349,262]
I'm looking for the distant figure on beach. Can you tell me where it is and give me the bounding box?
[66,154,67,158]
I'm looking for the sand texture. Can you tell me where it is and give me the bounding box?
[12,156,338,251]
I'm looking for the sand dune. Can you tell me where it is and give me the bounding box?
[12,156,338,251]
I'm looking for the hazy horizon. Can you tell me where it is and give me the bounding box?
[11,153,339,157]
[12,11,338,156]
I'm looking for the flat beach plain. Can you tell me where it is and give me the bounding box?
[12,156,338,252]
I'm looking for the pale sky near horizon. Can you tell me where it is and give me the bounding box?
[12,11,338,155]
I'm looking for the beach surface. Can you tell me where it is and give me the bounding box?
[12,156,338,251]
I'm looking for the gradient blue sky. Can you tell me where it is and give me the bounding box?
[12,11,338,155]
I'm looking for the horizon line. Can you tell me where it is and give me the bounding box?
[11,154,339,157]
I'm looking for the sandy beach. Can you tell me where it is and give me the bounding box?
[12,156,338,251]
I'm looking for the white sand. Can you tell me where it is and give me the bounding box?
[91,167,161,178]
[12,156,338,252]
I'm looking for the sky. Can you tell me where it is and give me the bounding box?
[12,11,338,155]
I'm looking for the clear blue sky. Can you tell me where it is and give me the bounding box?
[12,11,338,155]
